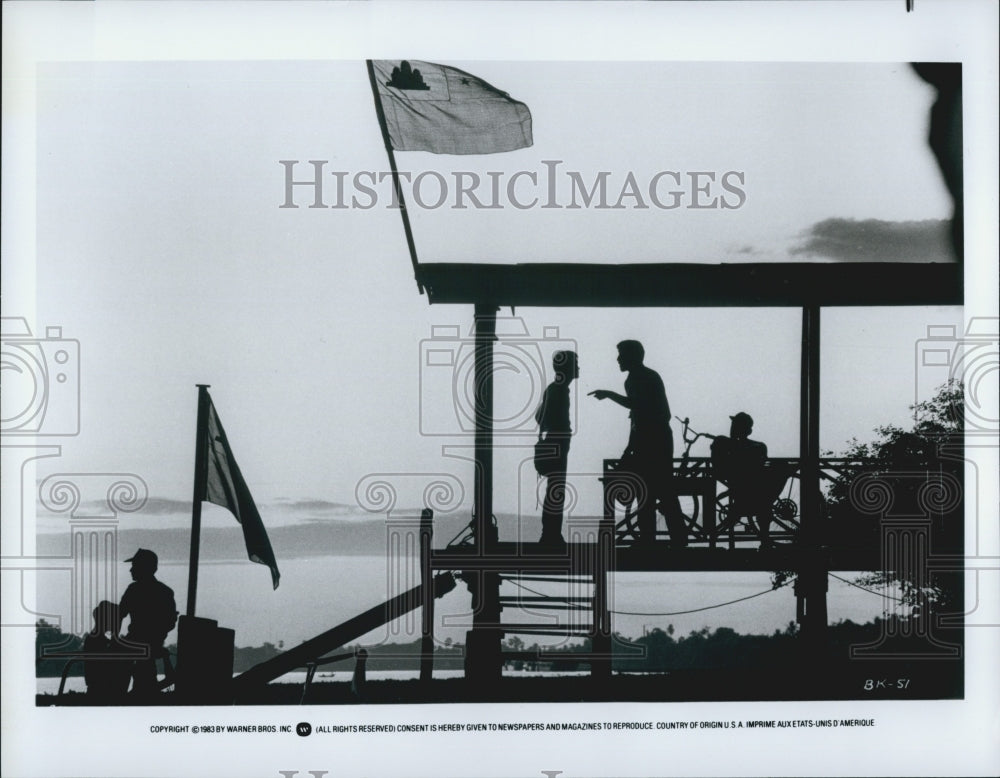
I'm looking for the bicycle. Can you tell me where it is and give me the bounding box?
[603,416,716,545]
[604,417,802,548]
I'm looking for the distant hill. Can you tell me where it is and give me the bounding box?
[36,511,477,561]
[36,511,604,560]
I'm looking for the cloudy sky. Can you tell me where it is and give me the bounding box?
[27,59,959,524]
[14,55,968,649]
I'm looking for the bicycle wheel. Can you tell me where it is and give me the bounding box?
[770,498,800,541]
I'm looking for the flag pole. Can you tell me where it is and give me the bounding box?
[365,60,423,293]
[187,384,211,617]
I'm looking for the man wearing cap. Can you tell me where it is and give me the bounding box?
[119,548,177,696]
[711,413,772,547]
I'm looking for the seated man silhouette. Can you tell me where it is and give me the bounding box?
[118,548,178,697]
[711,412,773,547]
[82,600,133,702]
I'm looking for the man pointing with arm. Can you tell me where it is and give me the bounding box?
[590,340,688,547]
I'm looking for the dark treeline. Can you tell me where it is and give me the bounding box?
[35,620,466,677]
[38,617,938,677]
[503,619,946,673]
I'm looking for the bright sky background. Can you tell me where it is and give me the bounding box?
[29,59,960,523]
[12,57,967,659]
[17,58,970,657]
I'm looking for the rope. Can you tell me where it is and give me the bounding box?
[610,577,795,616]
[507,571,905,617]
[507,575,797,617]
[506,578,568,600]
[829,572,905,603]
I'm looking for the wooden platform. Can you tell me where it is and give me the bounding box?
[430,542,881,573]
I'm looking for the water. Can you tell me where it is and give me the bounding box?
[36,554,896,652]
[39,668,593,696]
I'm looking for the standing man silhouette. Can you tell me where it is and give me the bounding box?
[119,548,177,696]
[534,350,579,547]
[590,340,688,547]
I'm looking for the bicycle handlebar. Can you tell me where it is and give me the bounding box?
[679,417,717,445]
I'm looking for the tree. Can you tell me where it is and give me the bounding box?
[824,380,964,615]
[503,635,525,651]
[503,635,526,669]
[35,619,83,677]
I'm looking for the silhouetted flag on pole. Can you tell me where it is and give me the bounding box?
[199,397,280,589]
[372,60,533,154]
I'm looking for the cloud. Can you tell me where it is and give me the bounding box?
[789,218,955,263]
[134,497,192,515]
[40,495,358,519]
[36,495,191,518]
[36,510,477,560]
[284,498,354,513]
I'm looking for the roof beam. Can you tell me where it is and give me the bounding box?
[417,262,962,307]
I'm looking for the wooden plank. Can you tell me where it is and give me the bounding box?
[232,572,456,694]
[417,262,962,307]
[431,544,881,573]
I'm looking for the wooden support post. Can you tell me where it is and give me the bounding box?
[419,508,434,683]
[800,306,822,537]
[798,306,828,643]
[468,304,502,686]
[473,304,498,551]
[591,519,613,683]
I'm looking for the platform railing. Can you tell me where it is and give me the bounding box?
[601,457,877,549]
